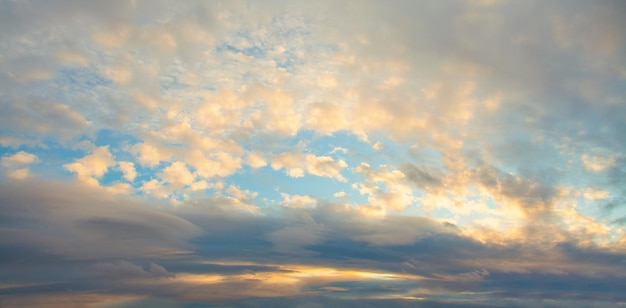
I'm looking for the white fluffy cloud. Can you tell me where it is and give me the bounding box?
[140,179,170,199]
[132,143,172,167]
[64,146,115,186]
[353,163,414,212]
[247,152,267,169]
[118,161,137,182]
[1,151,39,167]
[271,152,348,181]
[187,150,242,179]
[160,161,195,188]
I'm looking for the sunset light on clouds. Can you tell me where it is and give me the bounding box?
[1,0,626,307]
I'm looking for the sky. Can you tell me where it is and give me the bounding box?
[1,0,626,307]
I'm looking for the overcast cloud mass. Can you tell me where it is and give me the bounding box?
[1,0,626,307]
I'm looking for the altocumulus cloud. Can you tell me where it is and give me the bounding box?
[1,0,626,307]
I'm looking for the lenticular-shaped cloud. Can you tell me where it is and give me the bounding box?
[0,179,202,260]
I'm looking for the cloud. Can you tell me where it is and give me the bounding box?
[160,161,195,188]
[401,162,444,191]
[132,143,172,167]
[305,154,348,182]
[584,188,610,200]
[250,87,302,136]
[372,141,384,151]
[281,193,317,208]
[187,149,242,178]
[353,163,414,212]
[1,151,39,179]
[2,179,626,306]
[64,146,115,187]
[1,151,39,167]
[304,102,348,135]
[1,0,626,306]
[5,168,31,179]
[140,179,170,199]
[95,260,174,279]
[118,161,137,182]
[227,185,258,203]
[474,164,561,218]
[583,152,618,173]
[266,223,326,255]
[271,152,348,181]
[0,101,90,142]
[247,152,267,169]
[0,179,202,261]
[334,191,346,198]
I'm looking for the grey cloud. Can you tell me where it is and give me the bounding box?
[0,0,135,36]
[266,223,327,255]
[0,179,202,261]
[95,260,174,279]
[401,162,444,190]
[301,0,626,164]
[474,164,559,217]
[1,182,626,306]
[0,99,90,142]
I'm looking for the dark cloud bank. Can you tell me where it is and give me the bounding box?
[1,180,625,307]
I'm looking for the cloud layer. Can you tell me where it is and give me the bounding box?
[1,0,625,307]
